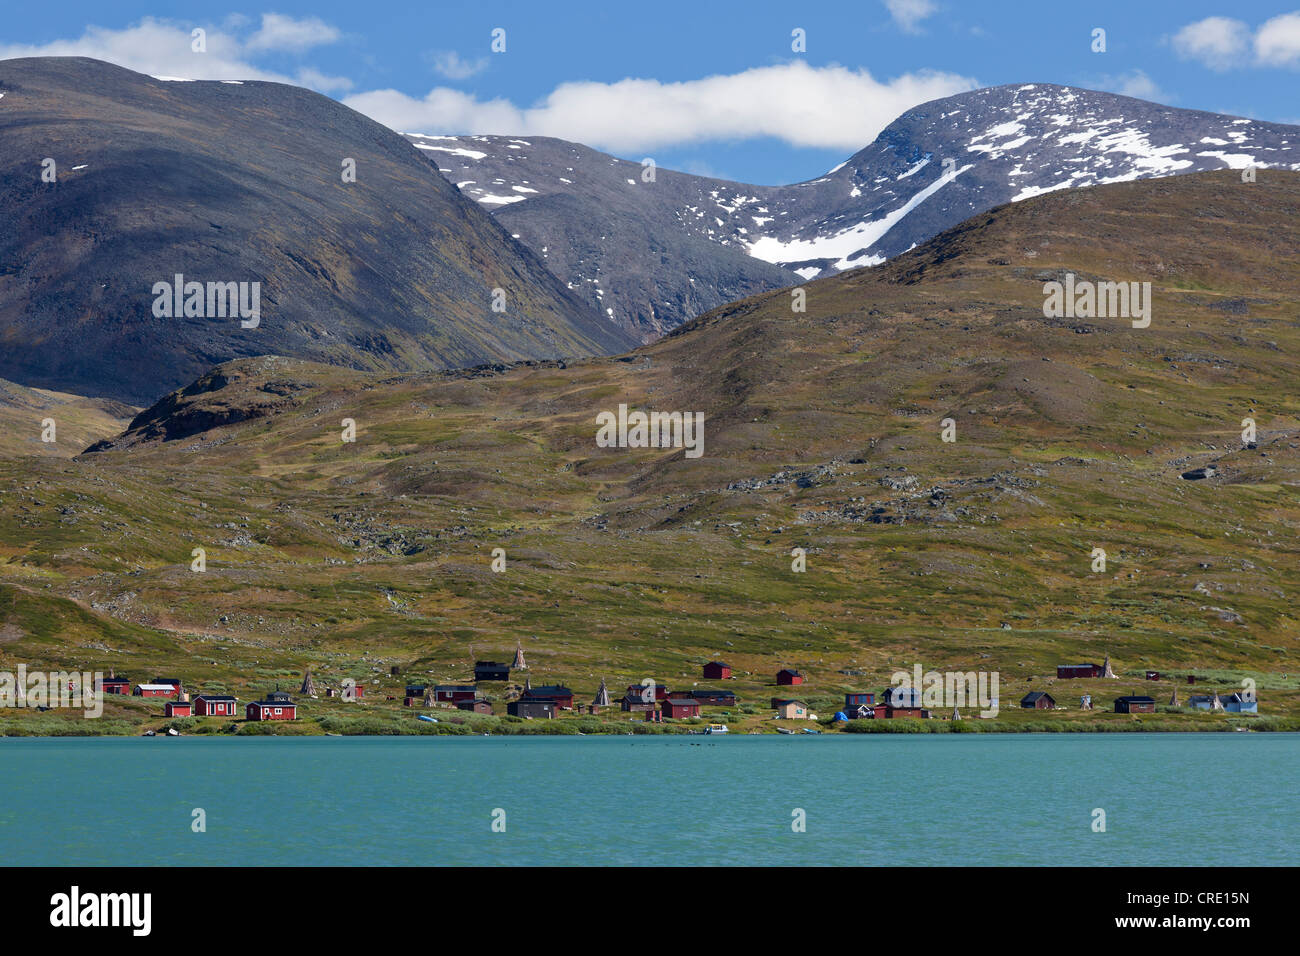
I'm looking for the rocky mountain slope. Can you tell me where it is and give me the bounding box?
[415,84,1300,339]
[0,57,634,406]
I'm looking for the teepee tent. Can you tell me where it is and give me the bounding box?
[423,685,435,708]
[594,678,611,707]
[1212,692,1225,712]
[1169,687,1179,706]
[951,706,961,721]
[300,671,317,696]
[1101,655,1116,678]
[513,641,526,670]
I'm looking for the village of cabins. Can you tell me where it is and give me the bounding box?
[93,644,1259,732]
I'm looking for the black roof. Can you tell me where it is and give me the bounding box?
[435,684,478,692]
[474,661,509,668]
[1116,696,1156,703]
[524,685,572,697]
[691,688,735,698]
[195,695,236,702]
[1022,691,1053,702]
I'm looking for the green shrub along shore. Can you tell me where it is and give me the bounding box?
[3,708,1296,737]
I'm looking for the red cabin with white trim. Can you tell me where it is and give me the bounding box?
[246,700,297,721]
[194,695,237,717]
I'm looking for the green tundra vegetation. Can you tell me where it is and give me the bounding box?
[1,170,1297,736]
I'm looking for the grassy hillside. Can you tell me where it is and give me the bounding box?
[0,378,135,458]
[2,170,1297,734]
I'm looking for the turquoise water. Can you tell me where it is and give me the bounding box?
[2,734,1295,866]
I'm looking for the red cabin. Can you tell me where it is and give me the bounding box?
[164,700,192,717]
[134,683,177,698]
[1057,664,1101,679]
[246,700,297,721]
[98,676,131,695]
[625,683,670,702]
[194,695,237,717]
[702,661,731,680]
[871,703,929,719]
[662,698,701,719]
[776,669,804,686]
[434,685,477,704]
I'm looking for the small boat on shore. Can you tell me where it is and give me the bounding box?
[142,730,156,737]
[166,728,180,737]
[704,723,729,735]
[776,727,795,734]
[417,715,438,723]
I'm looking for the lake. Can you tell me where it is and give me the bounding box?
[2,733,1295,866]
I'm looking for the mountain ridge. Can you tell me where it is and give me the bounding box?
[413,83,1300,339]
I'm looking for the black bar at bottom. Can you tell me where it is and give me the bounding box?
[9,866,1274,938]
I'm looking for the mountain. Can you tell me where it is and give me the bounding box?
[0,57,634,406]
[412,84,1300,339]
[407,132,801,343]
[13,170,1292,734]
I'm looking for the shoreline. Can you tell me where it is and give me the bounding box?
[3,717,1296,738]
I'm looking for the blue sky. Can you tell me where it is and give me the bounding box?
[2,1,1298,183]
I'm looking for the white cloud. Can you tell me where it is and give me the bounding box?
[883,0,939,34]
[1171,16,1252,69]
[294,67,354,94]
[344,61,977,152]
[245,13,340,53]
[1095,69,1168,101]
[1255,11,1300,66]
[0,15,349,90]
[1171,12,1300,70]
[430,50,488,81]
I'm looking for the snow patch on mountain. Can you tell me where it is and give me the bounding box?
[404,83,1300,337]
